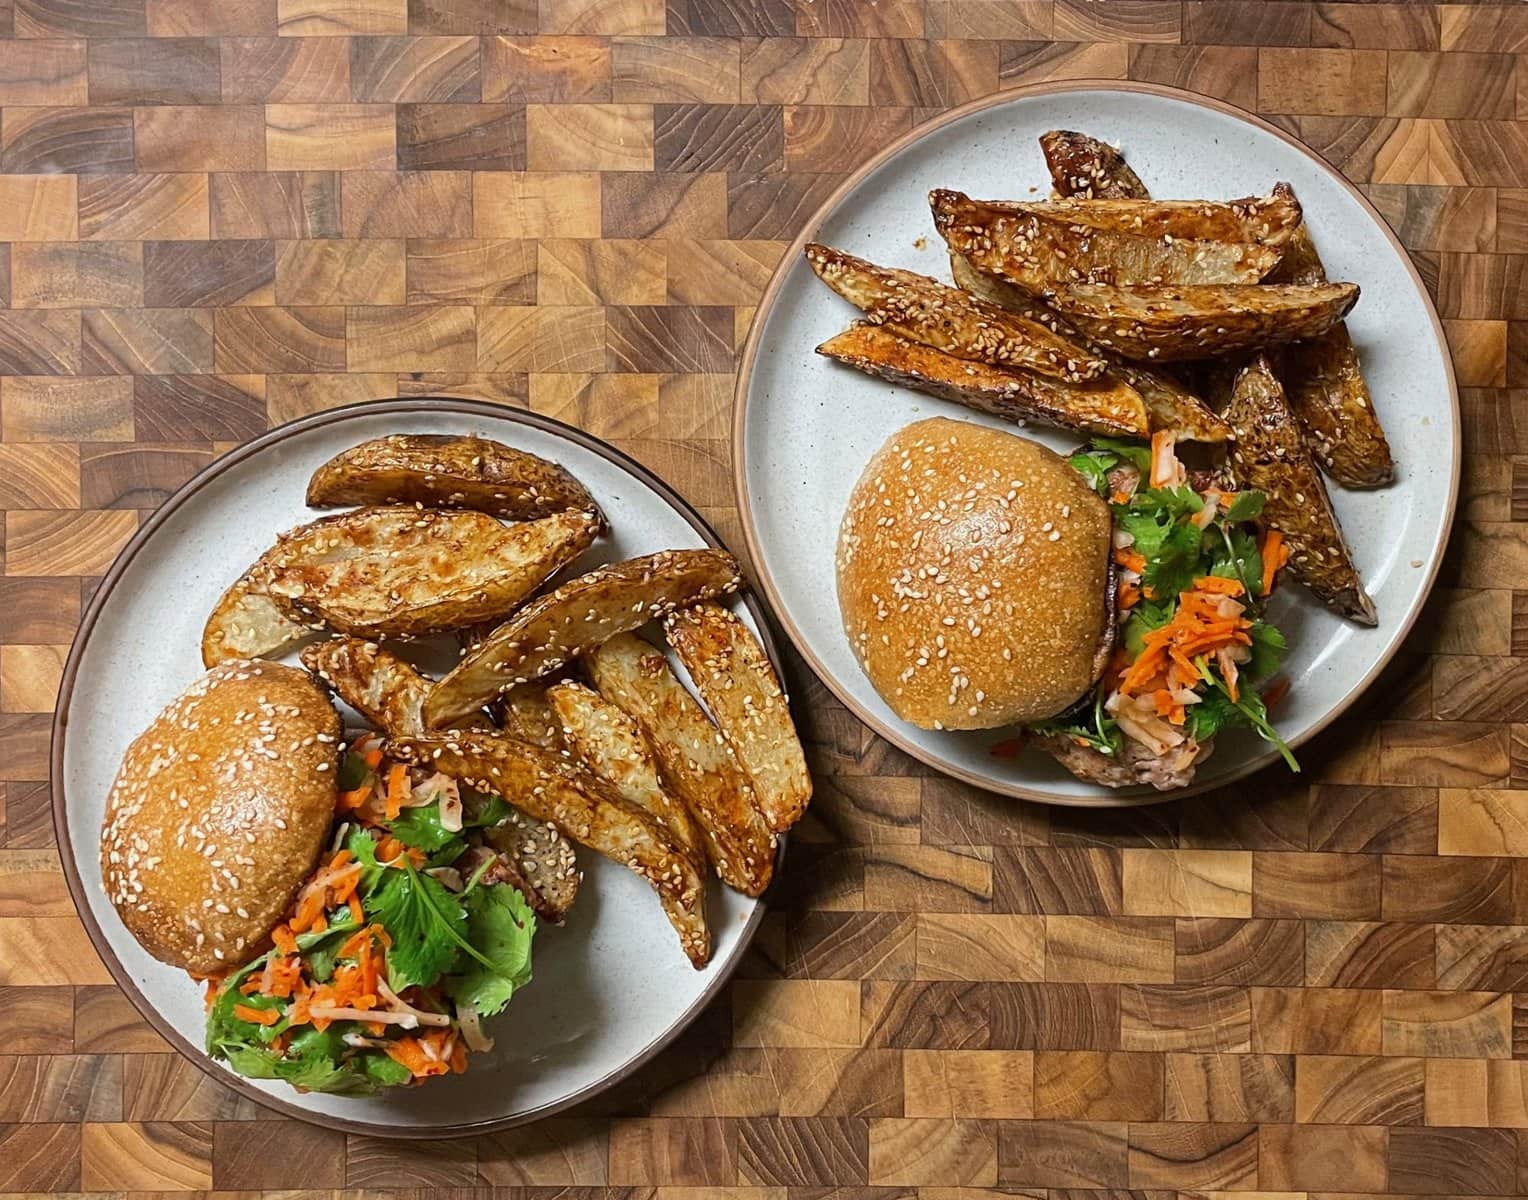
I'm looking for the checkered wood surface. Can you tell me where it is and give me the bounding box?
[0,0,1523,1192]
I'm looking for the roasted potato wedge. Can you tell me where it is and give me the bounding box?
[1041,130,1149,200]
[391,731,709,966]
[1009,194,1300,247]
[424,549,745,729]
[817,324,1150,438]
[299,638,576,921]
[662,603,812,835]
[267,507,600,641]
[1266,187,1393,488]
[1047,281,1359,363]
[949,253,1231,442]
[929,189,1281,294]
[805,242,1106,382]
[306,433,603,525]
[588,633,775,897]
[548,679,706,865]
[497,683,563,750]
[202,570,316,667]
[1224,356,1376,625]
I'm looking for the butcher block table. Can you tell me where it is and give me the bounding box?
[0,0,1523,1192]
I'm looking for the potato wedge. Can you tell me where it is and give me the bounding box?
[817,324,1150,438]
[1266,187,1393,488]
[423,549,745,729]
[1008,194,1301,247]
[1047,281,1359,363]
[547,679,706,865]
[929,189,1280,294]
[588,633,775,897]
[497,683,563,750]
[390,731,709,966]
[267,507,600,640]
[804,242,1106,382]
[662,602,812,835]
[202,571,317,667]
[1224,356,1376,625]
[299,638,577,921]
[306,433,603,525]
[1041,129,1149,200]
[949,253,1231,442]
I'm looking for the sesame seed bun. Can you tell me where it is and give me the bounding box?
[100,661,342,974]
[836,417,1114,731]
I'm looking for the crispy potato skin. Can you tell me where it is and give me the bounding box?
[1041,130,1150,200]
[1006,194,1300,247]
[1225,356,1377,625]
[948,253,1230,442]
[306,434,604,526]
[817,323,1150,438]
[662,603,812,835]
[390,731,710,967]
[589,632,776,897]
[497,683,564,750]
[805,242,1106,382]
[930,189,1281,294]
[1049,281,1359,363]
[298,637,577,921]
[1266,186,1394,489]
[423,548,744,729]
[268,507,600,641]
[548,679,707,865]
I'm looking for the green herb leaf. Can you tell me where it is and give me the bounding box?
[337,750,371,791]
[1220,490,1266,523]
[1184,689,1237,741]
[1209,525,1263,597]
[1090,436,1150,471]
[366,860,468,991]
[1122,598,1174,658]
[1247,621,1287,681]
[1067,450,1116,495]
[446,883,536,1018]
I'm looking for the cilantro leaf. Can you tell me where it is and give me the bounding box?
[1068,450,1116,495]
[381,792,511,858]
[1184,689,1237,741]
[1220,490,1266,523]
[446,883,536,1017]
[1141,521,1206,600]
[346,826,386,895]
[1090,436,1150,471]
[1247,621,1287,681]
[1209,525,1263,597]
[1122,597,1174,658]
[366,859,469,991]
[337,750,371,791]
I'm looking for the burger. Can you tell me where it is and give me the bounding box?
[837,417,1295,790]
[101,660,538,1094]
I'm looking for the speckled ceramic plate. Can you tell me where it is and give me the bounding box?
[735,81,1459,806]
[53,398,781,1136]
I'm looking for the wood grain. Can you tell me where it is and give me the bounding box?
[0,9,1517,1191]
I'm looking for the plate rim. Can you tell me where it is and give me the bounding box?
[731,78,1462,808]
[51,396,786,1138]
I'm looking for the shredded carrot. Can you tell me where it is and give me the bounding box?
[1195,575,1244,596]
[363,745,384,770]
[1113,547,1146,574]
[1110,489,1133,505]
[338,783,373,811]
[1260,529,1289,595]
[271,924,298,956]
[1117,580,1141,611]
[1118,576,1254,700]
[384,763,409,820]
[233,1003,280,1026]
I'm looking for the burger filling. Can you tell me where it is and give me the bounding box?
[1024,432,1296,788]
[203,735,535,1094]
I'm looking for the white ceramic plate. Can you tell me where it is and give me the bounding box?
[735,82,1459,806]
[53,399,779,1135]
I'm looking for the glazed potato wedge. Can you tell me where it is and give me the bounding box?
[300,638,577,921]
[423,549,745,729]
[1266,187,1393,488]
[818,324,1150,438]
[588,633,776,897]
[390,731,709,966]
[1224,356,1376,625]
[548,679,706,865]
[202,570,316,667]
[929,189,1280,294]
[805,242,1106,382]
[497,683,563,750]
[949,253,1231,442]
[1047,281,1359,363]
[306,434,603,525]
[1041,129,1149,200]
[662,603,812,835]
[1011,194,1301,247]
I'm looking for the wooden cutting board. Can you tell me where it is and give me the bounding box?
[0,0,1523,1190]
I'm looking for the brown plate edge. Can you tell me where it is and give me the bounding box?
[730,78,1463,809]
[50,396,789,1139]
